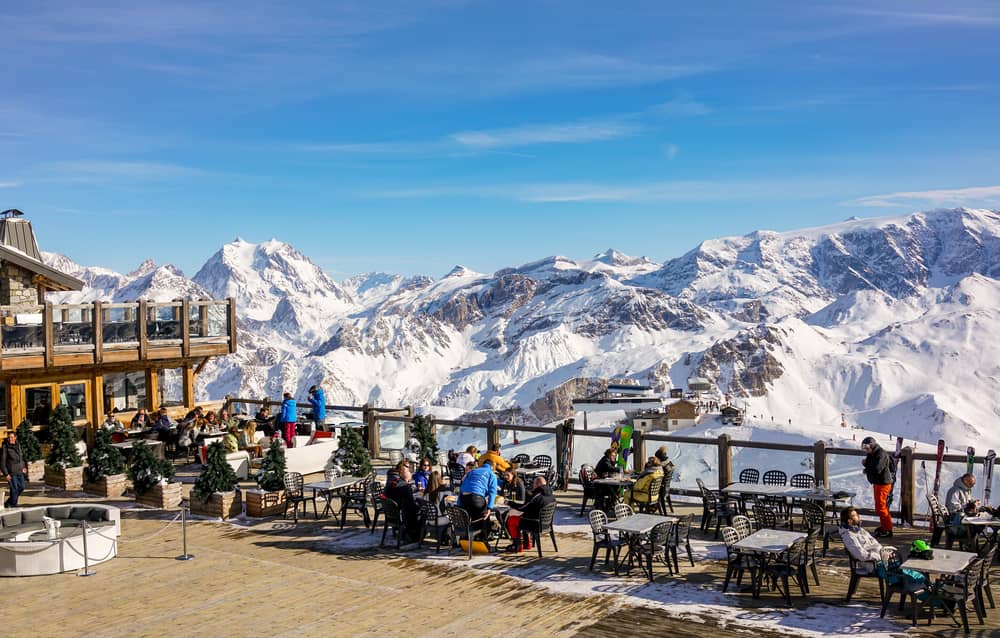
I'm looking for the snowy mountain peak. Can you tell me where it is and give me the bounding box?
[128,259,158,278]
[443,265,481,279]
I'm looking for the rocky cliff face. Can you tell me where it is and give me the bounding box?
[695,325,785,397]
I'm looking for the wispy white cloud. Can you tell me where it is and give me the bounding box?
[836,8,1000,27]
[649,94,712,117]
[39,160,207,184]
[0,181,19,188]
[451,120,637,149]
[848,185,1000,208]
[663,144,679,160]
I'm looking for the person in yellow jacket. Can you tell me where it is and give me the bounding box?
[626,457,663,506]
[477,443,510,473]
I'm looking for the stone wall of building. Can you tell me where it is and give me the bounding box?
[0,261,40,306]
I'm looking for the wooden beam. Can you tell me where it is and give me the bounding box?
[180,298,191,358]
[194,356,210,375]
[145,368,159,410]
[181,362,195,408]
[717,434,732,488]
[138,300,149,360]
[6,381,20,429]
[43,302,54,368]
[92,300,103,365]
[227,297,237,354]
[87,373,102,446]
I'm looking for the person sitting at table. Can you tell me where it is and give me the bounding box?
[423,470,450,509]
[505,476,555,553]
[255,405,275,437]
[217,408,237,429]
[386,459,412,490]
[222,425,239,454]
[839,507,927,586]
[458,458,498,525]
[413,458,433,492]
[502,469,527,503]
[457,445,478,468]
[478,443,510,473]
[130,408,151,430]
[385,463,421,541]
[102,412,125,432]
[626,457,663,507]
[153,407,175,448]
[654,445,676,476]
[595,448,618,478]
[202,411,220,433]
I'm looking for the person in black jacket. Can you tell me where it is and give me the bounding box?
[504,477,556,552]
[385,463,420,542]
[1,429,28,508]
[861,436,894,538]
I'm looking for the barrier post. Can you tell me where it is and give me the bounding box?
[176,505,194,561]
[78,520,96,576]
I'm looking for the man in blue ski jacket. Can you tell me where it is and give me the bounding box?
[308,385,326,433]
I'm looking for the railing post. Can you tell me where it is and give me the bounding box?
[138,299,149,360]
[813,440,829,488]
[365,404,381,459]
[900,446,915,525]
[486,419,499,451]
[632,429,646,474]
[180,298,191,357]
[43,302,54,368]
[227,297,238,354]
[717,434,732,488]
[92,300,103,364]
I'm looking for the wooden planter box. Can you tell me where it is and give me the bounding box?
[44,465,85,491]
[27,460,45,483]
[190,490,242,520]
[244,489,286,517]
[84,473,128,498]
[135,482,182,510]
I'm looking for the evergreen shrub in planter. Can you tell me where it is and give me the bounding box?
[44,405,85,491]
[84,429,128,497]
[128,441,180,509]
[190,441,241,519]
[247,440,286,517]
[16,418,45,482]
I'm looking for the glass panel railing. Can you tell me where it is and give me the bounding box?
[1,305,45,351]
[378,418,406,450]
[496,427,556,467]
[102,304,139,344]
[147,303,182,341]
[190,302,228,338]
[436,424,488,457]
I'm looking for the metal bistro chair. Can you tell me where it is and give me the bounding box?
[613,502,634,521]
[800,501,831,556]
[927,494,958,548]
[632,521,674,581]
[667,513,695,573]
[739,468,760,484]
[418,501,451,553]
[658,466,675,515]
[721,526,757,593]
[448,464,466,490]
[339,473,374,530]
[369,480,386,535]
[976,542,998,613]
[446,505,489,560]
[283,472,318,522]
[732,514,754,540]
[696,478,737,539]
[761,469,790,516]
[380,498,406,549]
[521,501,559,558]
[938,557,986,633]
[636,476,663,515]
[760,537,809,606]
[752,500,792,531]
[877,546,933,626]
[532,455,553,469]
[512,454,531,465]
[588,510,625,573]
[788,472,817,518]
[579,465,600,516]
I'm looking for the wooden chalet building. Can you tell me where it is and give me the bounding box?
[0,210,236,439]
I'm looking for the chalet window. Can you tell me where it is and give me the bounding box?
[26,386,52,425]
[59,383,86,421]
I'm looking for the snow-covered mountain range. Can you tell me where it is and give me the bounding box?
[43,208,1000,450]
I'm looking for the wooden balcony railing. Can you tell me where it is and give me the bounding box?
[0,298,236,370]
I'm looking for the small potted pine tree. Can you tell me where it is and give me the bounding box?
[84,429,128,497]
[129,440,181,509]
[190,441,241,519]
[16,418,45,482]
[44,405,85,491]
[246,439,287,517]
[410,414,439,465]
[335,426,372,477]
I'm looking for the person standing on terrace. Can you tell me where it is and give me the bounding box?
[861,436,895,538]
[307,385,326,433]
[1,429,27,508]
[458,458,498,522]
[478,443,510,473]
[279,392,297,448]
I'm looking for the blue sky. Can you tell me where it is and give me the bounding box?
[2,1,999,278]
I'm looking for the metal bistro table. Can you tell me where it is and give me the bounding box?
[733,528,807,598]
[723,483,856,524]
[305,476,367,518]
[962,514,1000,548]
[604,513,678,577]
[901,548,977,576]
[593,476,635,513]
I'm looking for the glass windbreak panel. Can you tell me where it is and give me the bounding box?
[436,424,488,458]
[103,305,139,344]
[26,387,52,425]
[645,439,718,492]
[188,304,204,338]
[206,304,228,337]
[730,445,816,491]
[378,419,406,450]
[571,433,611,475]
[53,307,94,346]
[496,428,556,466]
[147,304,181,341]
[1,308,45,351]
[159,368,183,406]
[59,382,87,420]
[103,371,147,412]
[0,382,6,428]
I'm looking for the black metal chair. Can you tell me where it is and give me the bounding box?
[511,454,531,465]
[845,545,886,603]
[579,465,599,516]
[738,468,760,484]
[632,521,673,581]
[380,498,406,549]
[658,466,675,515]
[752,500,792,531]
[760,537,809,606]
[697,478,737,538]
[283,472,318,522]
[588,510,625,573]
[521,501,558,558]
[369,480,386,534]
[762,470,787,486]
[339,473,374,529]
[938,557,986,633]
[721,526,757,592]
[532,455,552,469]
[418,501,451,553]
[446,505,488,560]
[978,542,997,611]
[877,546,932,625]
[732,514,754,540]
[790,473,815,489]
[928,494,959,548]
[667,513,695,573]
[448,464,466,490]
[800,501,830,556]
[635,476,662,514]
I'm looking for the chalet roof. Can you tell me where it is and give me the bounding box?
[0,216,83,292]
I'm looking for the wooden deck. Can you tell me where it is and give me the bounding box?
[6,482,998,637]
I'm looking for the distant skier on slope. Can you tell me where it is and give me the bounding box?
[861,436,896,538]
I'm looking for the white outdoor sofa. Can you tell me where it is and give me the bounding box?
[0,503,121,576]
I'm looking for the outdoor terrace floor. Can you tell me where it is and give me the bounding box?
[6,476,996,637]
